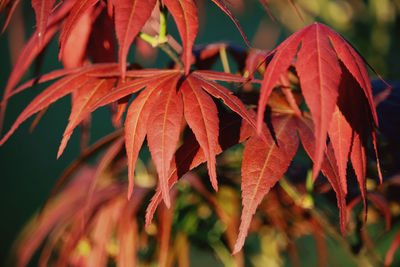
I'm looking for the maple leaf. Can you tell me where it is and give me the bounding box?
[146,74,183,207]
[57,77,117,158]
[233,114,299,253]
[58,0,99,62]
[328,106,352,196]
[328,61,375,211]
[0,0,74,134]
[0,63,119,148]
[210,0,249,46]
[0,61,256,209]
[163,0,250,74]
[1,1,389,259]
[145,109,253,226]
[257,23,379,183]
[164,0,198,74]
[115,0,157,79]
[296,115,347,234]
[117,69,255,206]
[124,76,174,199]
[60,4,96,68]
[31,0,56,46]
[17,0,250,81]
[182,78,219,190]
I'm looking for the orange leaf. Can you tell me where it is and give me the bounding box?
[115,0,157,79]
[31,0,56,46]
[147,73,182,207]
[182,76,219,190]
[164,0,198,74]
[234,114,299,253]
[125,75,176,198]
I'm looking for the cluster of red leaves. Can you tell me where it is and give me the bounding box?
[246,22,384,252]
[0,0,384,256]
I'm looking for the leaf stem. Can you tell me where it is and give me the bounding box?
[219,46,231,74]
[138,32,157,46]
[137,4,184,70]
[159,4,168,41]
[159,42,184,69]
[279,177,302,204]
[306,169,313,193]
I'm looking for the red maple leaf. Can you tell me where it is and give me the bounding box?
[257,22,380,184]
[0,65,257,208]
[234,114,299,253]
[31,0,56,46]
[0,1,388,258]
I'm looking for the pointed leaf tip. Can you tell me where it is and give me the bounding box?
[125,76,168,204]
[235,115,298,253]
[57,138,68,159]
[127,188,133,200]
[372,130,383,184]
[194,74,264,142]
[115,0,157,79]
[296,116,347,235]
[0,67,100,149]
[328,106,351,195]
[57,78,117,158]
[256,27,304,133]
[58,0,100,60]
[147,74,182,208]
[164,0,198,74]
[211,0,250,47]
[182,77,219,190]
[32,0,56,46]
[296,23,341,181]
[322,24,379,128]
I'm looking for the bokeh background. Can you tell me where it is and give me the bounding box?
[1,0,400,266]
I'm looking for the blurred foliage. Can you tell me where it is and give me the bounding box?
[11,129,400,266]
